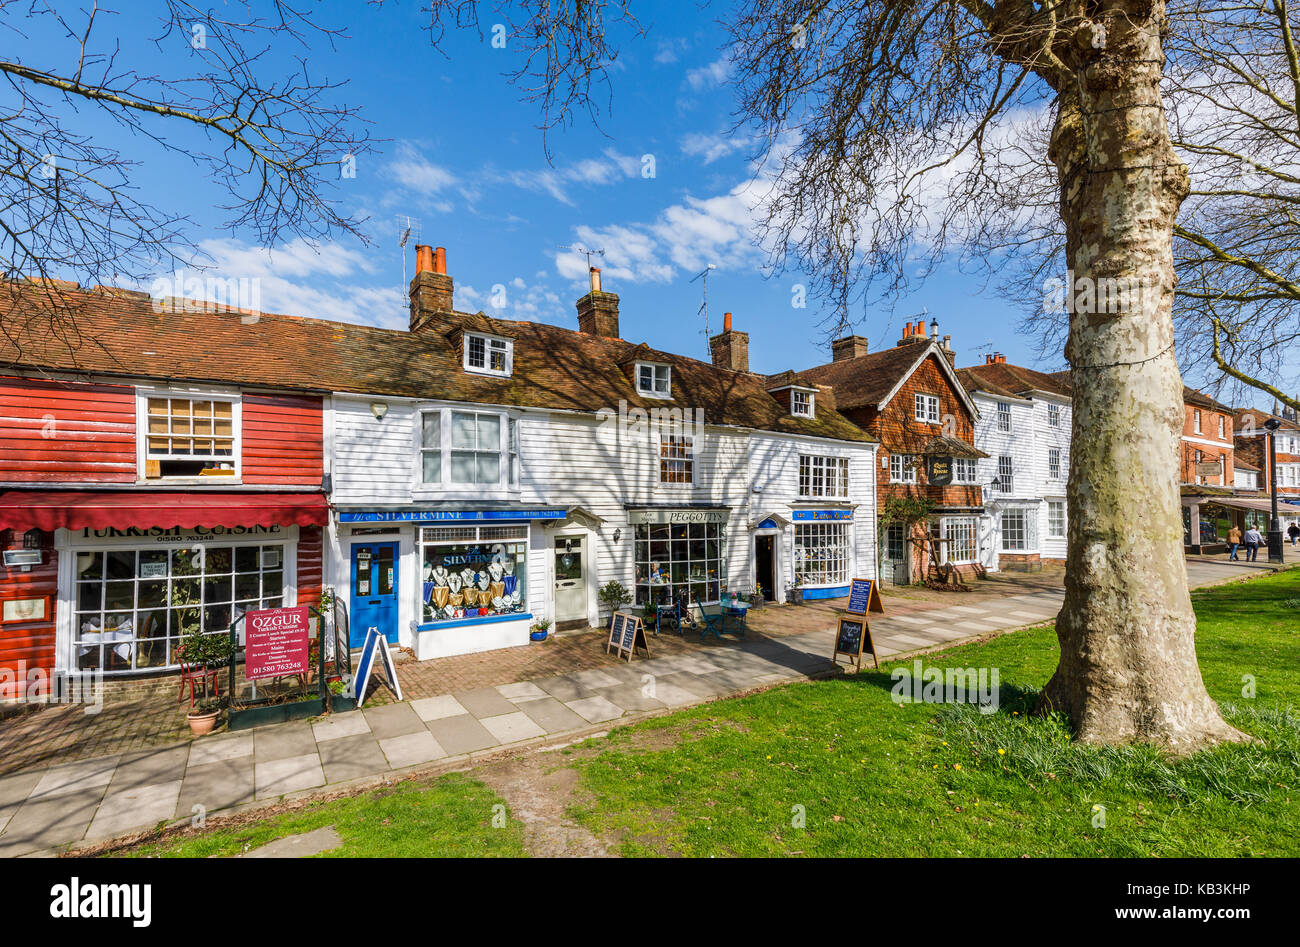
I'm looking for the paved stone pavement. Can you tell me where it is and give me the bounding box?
[0,555,1287,856]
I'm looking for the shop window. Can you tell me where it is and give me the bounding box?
[143,395,237,478]
[1000,510,1034,551]
[419,525,527,623]
[794,521,849,586]
[634,521,724,605]
[73,542,284,673]
[942,517,977,564]
[659,435,694,484]
[636,362,671,399]
[464,333,512,377]
[799,454,849,498]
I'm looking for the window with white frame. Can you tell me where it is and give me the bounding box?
[464,333,512,376]
[914,393,940,424]
[144,395,237,478]
[953,457,978,484]
[634,520,724,605]
[419,525,528,623]
[1047,500,1066,538]
[794,522,849,586]
[997,402,1012,433]
[1048,403,1061,428]
[659,435,693,484]
[889,453,917,484]
[1218,415,1226,439]
[799,455,849,498]
[942,517,977,564]
[1048,448,1062,480]
[419,408,515,487]
[996,455,1014,493]
[1000,509,1032,551]
[637,362,671,398]
[1193,409,1202,433]
[791,390,814,417]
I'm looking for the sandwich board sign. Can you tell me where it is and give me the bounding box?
[352,626,402,707]
[605,610,650,662]
[833,577,882,669]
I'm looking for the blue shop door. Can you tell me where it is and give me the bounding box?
[350,542,399,648]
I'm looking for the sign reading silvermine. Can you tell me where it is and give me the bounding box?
[927,456,953,486]
[338,509,566,523]
[626,509,729,525]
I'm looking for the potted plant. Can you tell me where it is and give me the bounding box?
[598,580,633,619]
[530,617,552,642]
[786,582,803,605]
[186,696,224,736]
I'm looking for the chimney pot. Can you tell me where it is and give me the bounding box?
[917,320,926,338]
[410,244,454,331]
[590,266,602,293]
[416,244,434,273]
[724,311,732,332]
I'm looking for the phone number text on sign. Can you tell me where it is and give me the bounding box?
[245,605,310,681]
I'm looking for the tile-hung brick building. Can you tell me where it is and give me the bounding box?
[795,321,984,585]
[0,282,328,688]
[956,357,1073,572]
[1230,406,1300,537]
[334,248,878,659]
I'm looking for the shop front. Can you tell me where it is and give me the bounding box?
[333,507,568,661]
[628,507,729,607]
[790,507,856,599]
[0,490,328,682]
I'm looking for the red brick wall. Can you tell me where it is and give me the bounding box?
[1181,403,1235,484]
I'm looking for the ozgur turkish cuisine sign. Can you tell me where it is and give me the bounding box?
[245,605,310,680]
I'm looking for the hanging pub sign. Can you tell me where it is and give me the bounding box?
[927,456,954,486]
[606,610,650,662]
[245,605,310,680]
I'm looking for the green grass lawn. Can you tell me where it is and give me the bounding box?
[565,570,1300,857]
[126,773,527,858]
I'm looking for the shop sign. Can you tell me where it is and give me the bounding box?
[927,456,954,486]
[791,509,853,521]
[627,509,728,525]
[245,605,310,680]
[77,524,284,545]
[339,509,565,523]
[1196,462,1222,477]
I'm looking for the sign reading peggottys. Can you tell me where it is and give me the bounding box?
[627,509,729,525]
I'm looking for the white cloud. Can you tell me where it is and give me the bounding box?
[685,57,731,91]
[507,149,644,204]
[680,131,750,165]
[389,142,458,196]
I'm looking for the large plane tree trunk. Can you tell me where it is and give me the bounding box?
[1037,3,1249,752]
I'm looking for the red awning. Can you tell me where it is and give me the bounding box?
[0,491,328,532]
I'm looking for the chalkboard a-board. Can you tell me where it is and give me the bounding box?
[832,615,879,669]
[847,578,884,616]
[606,611,650,662]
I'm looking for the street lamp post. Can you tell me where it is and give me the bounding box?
[1265,418,1284,562]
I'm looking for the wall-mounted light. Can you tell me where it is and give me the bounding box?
[612,527,622,544]
[23,529,44,550]
[370,402,388,421]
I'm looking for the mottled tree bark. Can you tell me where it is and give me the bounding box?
[1037,3,1249,752]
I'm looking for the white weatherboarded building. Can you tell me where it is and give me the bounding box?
[324,249,878,659]
[957,359,1073,572]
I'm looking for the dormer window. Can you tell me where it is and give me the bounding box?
[637,362,671,399]
[791,390,814,418]
[464,333,512,377]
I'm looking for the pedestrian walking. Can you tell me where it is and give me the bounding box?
[1227,524,1242,561]
[1288,523,1299,547]
[1244,525,1264,562]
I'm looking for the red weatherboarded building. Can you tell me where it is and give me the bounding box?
[796,321,985,584]
[0,282,327,693]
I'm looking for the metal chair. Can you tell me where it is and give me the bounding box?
[177,644,221,709]
[692,595,726,641]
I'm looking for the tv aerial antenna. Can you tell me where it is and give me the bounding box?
[690,263,717,356]
[560,244,606,273]
[397,215,422,289]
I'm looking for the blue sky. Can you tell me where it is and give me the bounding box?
[26,0,1045,375]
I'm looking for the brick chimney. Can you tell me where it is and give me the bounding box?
[409,245,455,332]
[831,334,869,361]
[576,267,620,337]
[709,311,749,372]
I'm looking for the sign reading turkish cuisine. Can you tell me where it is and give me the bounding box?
[245,605,310,680]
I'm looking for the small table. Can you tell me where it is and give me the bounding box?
[720,597,749,637]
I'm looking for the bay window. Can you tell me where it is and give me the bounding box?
[794,522,849,586]
[799,454,850,498]
[634,521,724,605]
[1000,508,1036,551]
[942,517,977,564]
[419,525,528,623]
[419,408,518,488]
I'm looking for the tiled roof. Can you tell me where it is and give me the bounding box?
[1234,407,1300,432]
[791,342,938,411]
[922,434,989,459]
[957,362,1073,398]
[1183,386,1233,412]
[0,281,874,444]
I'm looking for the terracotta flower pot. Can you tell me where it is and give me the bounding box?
[187,709,220,737]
